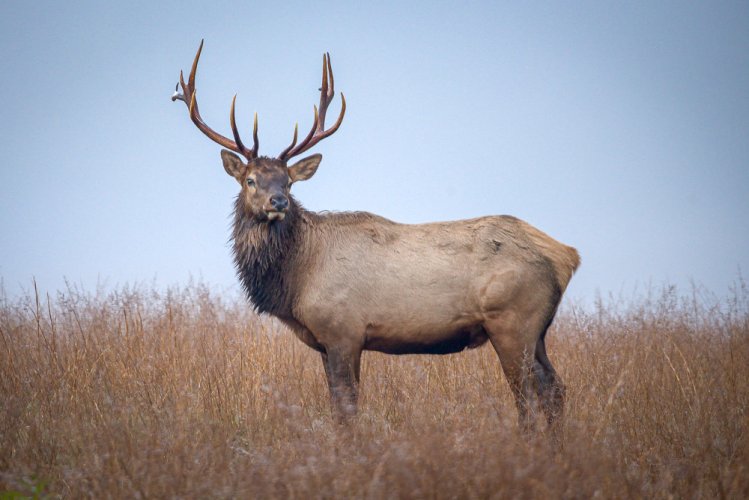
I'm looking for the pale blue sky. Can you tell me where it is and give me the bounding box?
[1,1,747,303]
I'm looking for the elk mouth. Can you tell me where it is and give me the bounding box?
[266,210,286,221]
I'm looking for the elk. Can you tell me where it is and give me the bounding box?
[172,41,580,433]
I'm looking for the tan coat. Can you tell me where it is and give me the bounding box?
[288,212,579,356]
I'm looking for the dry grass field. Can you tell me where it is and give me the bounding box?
[1,280,748,498]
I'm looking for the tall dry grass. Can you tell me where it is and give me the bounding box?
[1,280,747,498]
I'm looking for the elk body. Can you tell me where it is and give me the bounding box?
[173,41,580,432]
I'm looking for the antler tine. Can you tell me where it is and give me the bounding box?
[230,95,247,153]
[279,106,319,161]
[172,40,256,160]
[327,53,334,93]
[302,106,320,148]
[279,53,346,160]
[187,39,203,90]
[252,113,259,157]
[317,53,333,126]
[278,123,299,159]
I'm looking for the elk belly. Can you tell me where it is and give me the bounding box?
[363,322,489,355]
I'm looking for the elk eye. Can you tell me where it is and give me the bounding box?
[246,178,255,187]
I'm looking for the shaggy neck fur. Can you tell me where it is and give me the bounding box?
[232,196,304,318]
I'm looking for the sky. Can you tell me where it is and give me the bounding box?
[1,1,747,305]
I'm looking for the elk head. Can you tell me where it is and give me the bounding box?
[172,40,346,222]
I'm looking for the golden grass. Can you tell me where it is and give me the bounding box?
[1,281,748,498]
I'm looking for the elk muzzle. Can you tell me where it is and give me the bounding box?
[265,194,289,221]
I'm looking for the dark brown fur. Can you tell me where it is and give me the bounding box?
[232,195,302,318]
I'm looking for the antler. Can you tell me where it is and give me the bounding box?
[172,40,259,160]
[278,53,346,161]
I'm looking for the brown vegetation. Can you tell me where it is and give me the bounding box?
[1,281,747,498]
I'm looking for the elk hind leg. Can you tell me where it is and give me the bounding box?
[485,315,542,435]
[533,333,565,430]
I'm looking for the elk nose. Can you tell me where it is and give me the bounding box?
[270,194,289,212]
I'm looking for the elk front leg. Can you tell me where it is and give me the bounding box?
[321,346,362,423]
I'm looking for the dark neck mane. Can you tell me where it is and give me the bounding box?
[232,197,304,317]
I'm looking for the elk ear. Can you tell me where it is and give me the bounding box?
[221,150,245,182]
[288,154,322,183]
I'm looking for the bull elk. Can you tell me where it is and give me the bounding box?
[172,41,580,433]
